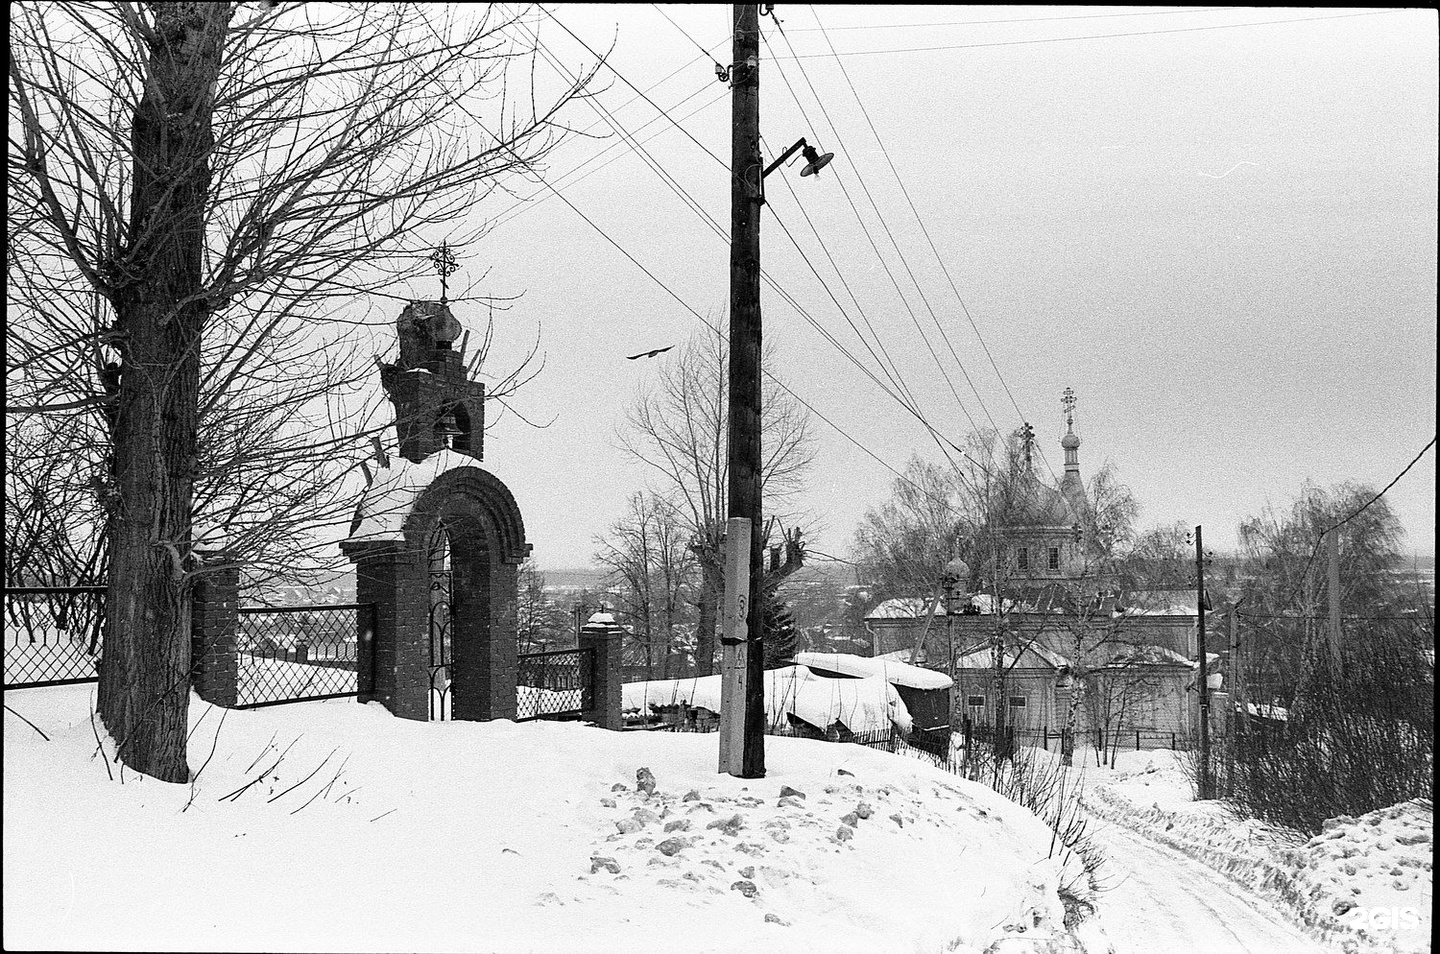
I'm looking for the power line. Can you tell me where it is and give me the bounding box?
[1267,436,1437,618]
[764,28,998,456]
[776,8,1244,32]
[649,2,725,68]
[768,22,1005,451]
[766,10,1410,59]
[759,137,935,429]
[490,82,728,232]
[543,8,731,169]
[533,8,982,472]
[809,5,1060,485]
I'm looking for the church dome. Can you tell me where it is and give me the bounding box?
[1061,431,1081,450]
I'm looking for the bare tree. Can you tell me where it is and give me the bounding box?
[515,557,570,655]
[8,2,598,781]
[594,492,695,680]
[617,324,814,675]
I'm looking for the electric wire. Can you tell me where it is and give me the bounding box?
[758,135,938,433]
[762,31,991,452]
[766,10,1410,59]
[490,81,728,232]
[809,6,1061,484]
[775,8,1243,32]
[763,161,981,485]
[530,8,984,467]
[512,16,975,520]
[1262,436,1437,620]
[767,21,1004,450]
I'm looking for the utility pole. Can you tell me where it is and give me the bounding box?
[1194,524,1211,799]
[1326,528,1343,668]
[719,2,765,778]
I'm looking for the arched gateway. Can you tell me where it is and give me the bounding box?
[340,301,530,722]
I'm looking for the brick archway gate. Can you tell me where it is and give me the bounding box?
[343,464,527,722]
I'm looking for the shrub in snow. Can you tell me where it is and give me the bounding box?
[1212,623,1433,834]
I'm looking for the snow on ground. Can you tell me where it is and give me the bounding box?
[623,665,913,735]
[4,685,1102,953]
[1069,747,1432,954]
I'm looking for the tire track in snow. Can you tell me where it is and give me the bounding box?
[1093,819,1331,954]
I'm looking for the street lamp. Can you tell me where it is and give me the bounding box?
[755,136,833,205]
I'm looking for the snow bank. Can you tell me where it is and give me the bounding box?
[1076,749,1432,954]
[624,666,912,735]
[796,651,953,691]
[3,684,1106,953]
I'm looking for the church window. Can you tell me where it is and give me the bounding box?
[1048,546,1060,570]
[1017,547,1029,570]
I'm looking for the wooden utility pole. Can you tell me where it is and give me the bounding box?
[1194,525,1211,799]
[1326,528,1343,668]
[1230,602,1248,734]
[720,3,766,777]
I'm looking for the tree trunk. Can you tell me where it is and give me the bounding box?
[695,553,720,676]
[98,2,231,784]
[1062,673,1084,767]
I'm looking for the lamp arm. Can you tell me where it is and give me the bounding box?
[762,137,807,179]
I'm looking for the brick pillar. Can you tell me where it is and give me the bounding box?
[452,557,519,722]
[191,551,239,708]
[343,540,428,721]
[580,617,624,730]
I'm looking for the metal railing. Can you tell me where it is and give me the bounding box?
[515,646,593,721]
[4,586,106,689]
[236,604,375,709]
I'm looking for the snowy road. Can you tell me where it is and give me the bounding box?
[1093,819,1330,954]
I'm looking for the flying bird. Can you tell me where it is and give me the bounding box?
[1198,161,1258,180]
[626,346,674,360]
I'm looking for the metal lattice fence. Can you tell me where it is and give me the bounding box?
[3,586,106,689]
[515,647,593,721]
[237,604,374,708]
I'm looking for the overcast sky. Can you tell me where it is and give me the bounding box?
[397,5,1437,570]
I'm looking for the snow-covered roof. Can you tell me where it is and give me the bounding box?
[953,644,1071,671]
[865,597,944,620]
[963,593,1020,616]
[1104,644,1193,668]
[345,449,487,543]
[1124,590,1198,616]
[621,665,912,735]
[796,651,953,691]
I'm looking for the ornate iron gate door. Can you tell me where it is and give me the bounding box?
[427,526,452,721]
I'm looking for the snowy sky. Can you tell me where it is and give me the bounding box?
[368,5,1437,568]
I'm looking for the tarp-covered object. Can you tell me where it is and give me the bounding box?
[622,665,912,735]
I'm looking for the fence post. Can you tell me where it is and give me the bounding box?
[579,615,623,730]
[1043,723,1049,751]
[1136,729,1141,751]
[191,550,240,708]
[1171,731,1176,751]
[357,603,379,703]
